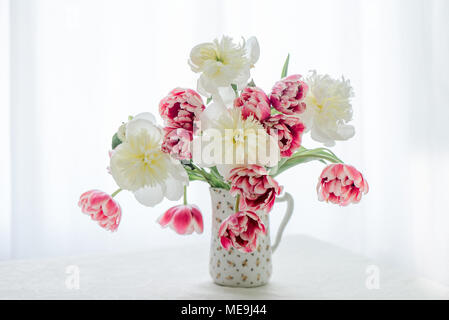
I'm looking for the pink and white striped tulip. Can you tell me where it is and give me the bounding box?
[161,127,193,160]
[234,86,271,121]
[270,74,308,115]
[228,165,283,213]
[317,164,369,206]
[264,114,306,157]
[158,204,204,235]
[159,88,205,131]
[78,190,122,232]
[219,210,266,253]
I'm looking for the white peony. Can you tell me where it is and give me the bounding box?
[188,36,259,104]
[192,103,280,178]
[110,113,188,207]
[300,71,355,147]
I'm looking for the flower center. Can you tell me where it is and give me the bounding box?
[142,150,162,167]
[215,53,224,64]
[233,129,245,144]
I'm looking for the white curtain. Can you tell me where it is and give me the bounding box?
[1,0,449,286]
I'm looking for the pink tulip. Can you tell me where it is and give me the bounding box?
[234,86,271,121]
[78,190,122,232]
[317,164,369,206]
[270,74,308,115]
[264,114,306,157]
[158,205,204,235]
[228,165,283,213]
[161,127,193,160]
[219,210,266,253]
[159,88,205,131]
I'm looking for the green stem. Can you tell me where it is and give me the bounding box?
[183,185,187,205]
[235,194,240,213]
[272,149,344,178]
[111,188,122,198]
[189,162,230,190]
[299,148,344,163]
[294,154,341,164]
[182,160,230,190]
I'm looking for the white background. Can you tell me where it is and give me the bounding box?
[1,0,448,287]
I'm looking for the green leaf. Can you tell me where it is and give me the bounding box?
[187,173,206,182]
[111,133,122,150]
[292,147,344,163]
[247,79,256,87]
[271,146,344,177]
[206,96,212,104]
[231,83,239,97]
[269,157,288,176]
[273,155,325,177]
[281,53,290,78]
[210,166,222,179]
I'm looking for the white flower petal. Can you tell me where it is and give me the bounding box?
[110,111,189,204]
[126,118,161,143]
[246,36,260,65]
[193,107,280,169]
[217,86,237,106]
[189,35,257,97]
[311,127,336,147]
[197,74,215,98]
[336,124,355,140]
[164,176,185,201]
[198,102,229,129]
[167,159,189,183]
[235,69,251,90]
[304,71,355,145]
[134,185,165,207]
[134,112,156,124]
[189,42,216,72]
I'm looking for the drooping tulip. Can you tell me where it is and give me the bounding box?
[317,164,369,206]
[78,190,122,232]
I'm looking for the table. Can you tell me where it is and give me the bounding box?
[0,234,448,299]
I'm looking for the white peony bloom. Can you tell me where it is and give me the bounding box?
[300,71,355,147]
[192,102,280,178]
[188,36,259,103]
[110,113,188,207]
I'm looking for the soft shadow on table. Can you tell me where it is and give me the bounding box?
[167,235,449,300]
[0,234,448,299]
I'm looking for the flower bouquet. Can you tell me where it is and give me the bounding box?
[79,36,369,287]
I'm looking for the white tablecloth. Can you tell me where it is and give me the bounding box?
[0,234,448,299]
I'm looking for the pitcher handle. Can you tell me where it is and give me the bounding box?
[271,192,294,253]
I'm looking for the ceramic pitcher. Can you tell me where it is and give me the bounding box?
[209,187,293,287]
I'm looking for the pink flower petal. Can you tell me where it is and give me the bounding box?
[158,204,204,235]
[78,190,122,232]
[218,211,265,253]
[316,164,368,206]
